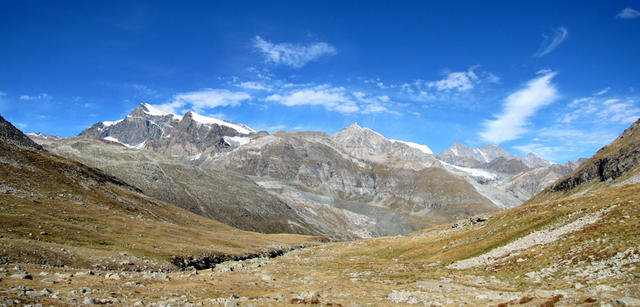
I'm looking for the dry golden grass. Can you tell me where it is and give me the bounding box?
[0,141,319,269]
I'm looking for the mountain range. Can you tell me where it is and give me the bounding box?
[24,103,582,240]
[3,111,639,305]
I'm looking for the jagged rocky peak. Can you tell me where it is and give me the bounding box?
[520,152,554,168]
[129,102,174,118]
[334,122,386,140]
[0,114,43,150]
[332,122,435,163]
[79,102,256,158]
[443,142,476,158]
[440,142,552,168]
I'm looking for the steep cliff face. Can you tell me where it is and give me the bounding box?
[483,157,530,174]
[508,164,574,196]
[550,118,640,192]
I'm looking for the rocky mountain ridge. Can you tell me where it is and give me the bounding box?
[80,103,256,159]
[0,115,42,150]
[439,142,553,168]
[38,104,584,238]
[205,129,498,233]
[549,118,640,192]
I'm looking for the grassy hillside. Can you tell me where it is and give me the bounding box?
[0,139,318,271]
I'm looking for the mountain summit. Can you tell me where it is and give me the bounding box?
[440,142,552,168]
[80,103,256,159]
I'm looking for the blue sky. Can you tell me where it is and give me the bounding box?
[1,1,639,163]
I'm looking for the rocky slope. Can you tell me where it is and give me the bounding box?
[30,135,322,236]
[331,123,439,168]
[0,114,42,150]
[548,117,640,192]
[436,142,579,208]
[0,115,317,271]
[206,129,499,233]
[73,104,581,235]
[33,134,410,240]
[439,142,552,168]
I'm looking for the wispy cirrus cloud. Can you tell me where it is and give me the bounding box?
[19,93,51,101]
[517,87,639,162]
[561,91,640,125]
[153,89,251,114]
[479,71,559,144]
[253,36,337,68]
[534,27,568,57]
[616,8,640,19]
[266,86,359,113]
[234,81,272,91]
[593,87,611,96]
[400,66,499,101]
[352,91,398,114]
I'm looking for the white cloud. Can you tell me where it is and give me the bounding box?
[266,86,359,113]
[534,27,568,57]
[616,8,640,19]
[154,89,251,114]
[400,66,496,101]
[0,91,6,96]
[594,87,611,96]
[428,70,478,92]
[352,91,397,114]
[253,36,337,68]
[479,72,559,144]
[562,91,639,125]
[598,99,640,124]
[234,81,272,91]
[19,93,51,101]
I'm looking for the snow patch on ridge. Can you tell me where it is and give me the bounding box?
[103,136,146,149]
[189,112,254,135]
[223,136,251,147]
[474,148,490,163]
[390,139,433,154]
[103,136,122,144]
[142,103,170,116]
[440,161,497,180]
[102,119,123,127]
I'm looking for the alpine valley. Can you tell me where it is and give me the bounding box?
[33,103,581,240]
[1,105,639,306]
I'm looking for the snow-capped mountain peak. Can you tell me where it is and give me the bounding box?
[79,102,256,158]
[440,142,553,168]
[184,111,254,135]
